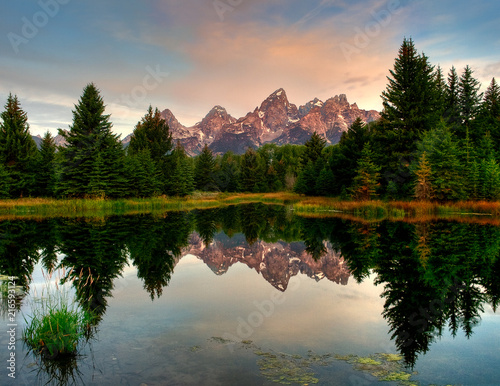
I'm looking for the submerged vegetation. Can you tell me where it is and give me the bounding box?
[207,337,417,385]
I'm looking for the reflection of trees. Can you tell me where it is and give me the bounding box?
[339,219,500,368]
[57,218,129,323]
[194,209,219,247]
[298,218,328,261]
[0,221,40,291]
[127,213,192,300]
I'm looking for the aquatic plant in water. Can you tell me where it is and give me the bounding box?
[22,268,93,359]
[208,336,418,385]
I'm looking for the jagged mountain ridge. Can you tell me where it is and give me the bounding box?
[162,88,380,155]
[33,88,379,155]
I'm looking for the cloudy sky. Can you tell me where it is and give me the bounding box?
[1,0,499,138]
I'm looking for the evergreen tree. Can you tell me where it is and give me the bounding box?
[414,151,433,200]
[128,107,172,162]
[480,78,500,148]
[301,132,326,166]
[240,147,262,192]
[416,122,464,201]
[381,38,440,144]
[58,83,126,198]
[482,78,500,120]
[458,65,482,130]
[166,141,194,196]
[329,117,370,195]
[315,165,335,196]
[37,131,57,197]
[0,163,11,198]
[214,151,240,192]
[480,156,500,200]
[0,93,38,197]
[349,143,381,200]
[128,106,173,194]
[194,144,217,191]
[124,149,160,197]
[444,66,461,129]
[294,161,319,195]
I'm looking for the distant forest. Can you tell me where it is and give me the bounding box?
[1,38,499,201]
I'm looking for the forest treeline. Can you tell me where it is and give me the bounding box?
[0,38,499,201]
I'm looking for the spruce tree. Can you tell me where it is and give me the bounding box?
[458,65,482,130]
[444,66,461,129]
[129,106,172,161]
[482,78,500,119]
[58,83,125,198]
[416,122,464,201]
[349,143,381,201]
[0,163,11,198]
[125,149,160,197]
[166,141,194,196]
[195,144,217,191]
[0,94,38,197]
[240,147,261,192]
[381,38,439,143]
[480,78,500,148]
[302,132,326,166]
[37,132,57,197]
[480,156,500,200]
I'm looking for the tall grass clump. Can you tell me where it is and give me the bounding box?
[22,268,93,359]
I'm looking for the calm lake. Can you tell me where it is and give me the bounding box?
[1,203,499,385]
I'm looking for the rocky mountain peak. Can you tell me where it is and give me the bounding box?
[258,88,299,132]
[299,98,324,117]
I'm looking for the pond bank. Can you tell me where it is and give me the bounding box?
[2,192,500,222]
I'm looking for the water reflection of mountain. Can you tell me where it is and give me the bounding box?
[186,232,350,291]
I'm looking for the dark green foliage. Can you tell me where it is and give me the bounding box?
[381,38,440,144]
[349,143,381,200]
[458,65,483,128]
[195,144,217,191]
[444,66,461,129]
[301,132,326,166]
[125,149,161,197]
[415,122,464,201]
[37,132,57,197]
[329,118,370,195]
[294,133,327,195]
[0,163,11,198]
[128,106,172,194]
[58,83,126,198]
[240,147,263,192]
[315,166,335,196]
[165,141,195,196]
[214,151,240,192]
[0,93,38,197]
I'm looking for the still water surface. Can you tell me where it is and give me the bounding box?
[0,204,499,385]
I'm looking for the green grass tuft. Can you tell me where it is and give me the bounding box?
[22,268,93,359]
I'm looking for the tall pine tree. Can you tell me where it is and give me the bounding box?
[58,83,125,198]
[37,131,57,197]
[0,94,38,197]
[194,144,217,191]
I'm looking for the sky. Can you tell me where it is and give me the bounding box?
[1,0,499,138]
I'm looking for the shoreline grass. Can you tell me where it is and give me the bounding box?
[2,193,500,222]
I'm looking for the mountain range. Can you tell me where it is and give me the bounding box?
[34,88,380,155]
